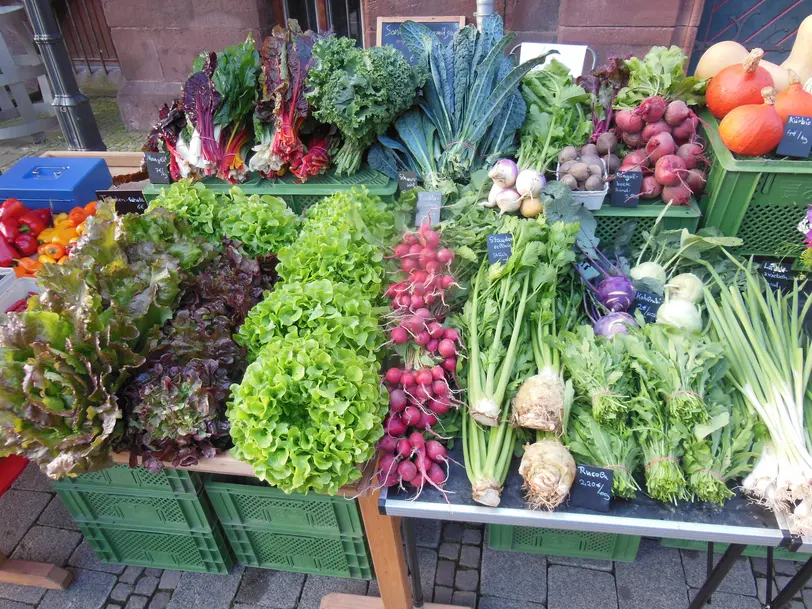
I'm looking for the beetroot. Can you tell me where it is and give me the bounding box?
[642,120,671,143]
[640,175,664,199]
[655,155,687,187]
[634,96,667,123]
[662,183,693,206]
[622,130,645,149]
[615,109,645,133]
[645,132,676,164]
[664,100,691,127]
[672,116,698,145]
[676,142,704,170]
[623,149,650,168]
[685,168,708,196]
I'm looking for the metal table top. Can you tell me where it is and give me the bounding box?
[380,445,791,547]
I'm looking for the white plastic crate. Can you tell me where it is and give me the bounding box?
[0,277,40,314]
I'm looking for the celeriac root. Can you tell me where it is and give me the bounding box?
[472,476,502,507]
[470,398,500,427]
[519,439,576,511]
[511,371,565,432]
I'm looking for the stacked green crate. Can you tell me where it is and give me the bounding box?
[488,524,641,562]
[53,466,233,573]
[205,476,372,579]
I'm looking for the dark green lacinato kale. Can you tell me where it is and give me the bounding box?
[306,37,425,176]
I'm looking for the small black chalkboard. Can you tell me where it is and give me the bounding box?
[569,464,613,512]
[633,289,663,323]
[777,115,812,159]
[416,191,442,227]
[398,171,418,193]
[145,151,171,184]
[487,234,513,266]
[611,171,642,208]
[96,189,148,215]
[377,17,464,65]
[760,260,795,292]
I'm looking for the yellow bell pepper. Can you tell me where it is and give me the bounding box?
[39,254,57,265]
[53,213,69,225]
[75,221,86,236]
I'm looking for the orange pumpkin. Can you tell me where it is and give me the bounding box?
[774,70,812,123]
[719,87,785,156]
[706,48,775,119]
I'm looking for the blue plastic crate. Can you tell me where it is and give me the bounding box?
[0,157,112,213]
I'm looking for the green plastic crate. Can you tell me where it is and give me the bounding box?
[221,525,372,579]
[55,486,216,533]
[79,521,234,574]
[660,538,812,562]
[205,476,364,537]
[699,109,812,257]
[487,524,640,562]
[593,203,701,251]
[142,167,398,214]
[53,465,201,496]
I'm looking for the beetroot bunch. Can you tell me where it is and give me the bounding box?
[615,96,709,206]
[376,223,462,494]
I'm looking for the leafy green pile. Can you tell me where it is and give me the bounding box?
[148,180,220,241]
[614,46,707,109]
[306,37,424,176]
[517,59,593,174]
[0,204,213,478]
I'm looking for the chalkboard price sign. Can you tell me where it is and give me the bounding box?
[487,234,513,266]
[777,115,812,159]
[760,260,795,292]
[377,17,465,65]
[633,289,663,323]
[569,464,613,512]
[96,189,148,215]
[416,191,442,227]
[398,171,418,193]
[145,151,171,184]
[611,171,642,207]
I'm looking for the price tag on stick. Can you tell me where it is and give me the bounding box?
[569,464,613,512]
[777,115,812,159]
[633,289,663,323]
[611,171,642,207]
[145,151,171,184]
[398,171,418,193]
[96,189,148,214]
[486,234,513,265]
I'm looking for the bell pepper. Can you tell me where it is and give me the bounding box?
[16,257,41,275]
[30,208,51,226]
[84,201,97,216]
[68,207,89,226]
[0,217,19,241]
[0,198,27,220]
[75,221,86,236]
[53,213,69,226]
[0,235,20,267]
[38,254,56,265]
[38,243,66,260]
[17,212,48,237]
[38,225,76,245]
[14,233,38,257]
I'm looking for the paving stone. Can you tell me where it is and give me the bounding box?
[616,539,687,609]
[166,566,245,609]
[682,549,756,596]
[149,595,171,609]
[125,597,148,609]
[0,581,45,606]
[38,568,116,609]
[435,560,456,587]
[547,555,613,572]
[0,600,35,609]
[111,583,133,603]
[454,569,478,592]
[297,575,367,609]
[451,590,476,607]
[481,546,546,603]
[367,580,379,597]
[548,566,618,609]
[443,522,464,543]
[802,588,812,607]
[687,589,761,608]
[439,542,460,561]
[105,605,122,609]
[0,490,51,555]
[757,576,777,605]
[234,568,305,608]
[158,570,182,590]
[68,540,126,575]
[414,519,442,549]
[144,568,163,577]
[478,598,543,609]
[120,567,144,585]
[37,495,79,530]
[135,576,159,596]
[752,556,798,576]
[414,548,437,603]
[10,525,81,566]
[12,462,54,493]
[777,575,805,599]
[434,586,453,604]
[461,529,482,546]
[459,545,481,569]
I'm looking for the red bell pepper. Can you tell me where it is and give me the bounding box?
[0,234,19,267]
[0,198,27,220]
[29,208,51,226]
[14,233,38,257]
[0,217,19,241]
[17,212,47,237]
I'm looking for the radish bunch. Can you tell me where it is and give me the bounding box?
[615,96,709,207]
[377,223,463,494]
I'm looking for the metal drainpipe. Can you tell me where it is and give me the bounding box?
[22,0,105,151]
[475,0,495,30]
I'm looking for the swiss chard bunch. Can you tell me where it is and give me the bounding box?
[307,37,424,176]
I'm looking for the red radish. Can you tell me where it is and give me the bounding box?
[430,398,451,415]
[409,244,422,256]
[414,451,433,471]
[664,100,691,127]
[427,463,446,485]
[441,275,455,289]
[444,328,460,342]
[398,460,418,482]
[409,431,426,449]
[622,131,644,148]
[410,295,424,309]
[426,339,439,353]
[615,109,645,133]
[394,243,410,258]
[378,435,398,453]
[622,149,650,169]
[431,365,445,381]
[676,142,704,169]
[438,339,457,358]
[415,369,433,386]
[421,229,440,249]
[409,473,426,488]
[642,119,670,142]
[415,330,431,346]
[396,438,412,458]
[420,412,439,429]
[379,453,397,474]
[672,116,698,144]
[401,371,415,387]
[425,440,448,462]
[436,248,454,264]
[428,322,445,339]
[379,471,399,487]
[655,155,687,187]
[385,415,407,437]
[415,385,433,402]
[391,326,408,344]
[411,270,428,284]
[424,294,437,305]
[634,96,667,123]
[684,168,707,196]
[432,380,448,396]
[385,367,402,385]
[404,233,418,246]
[662,183,693,206]
[411,282,425,296]
[405,315,424,332]
[402,406,422,427]
[415,308,432,319]
[425,261,442,274]
[389,389,407,412]
[645,132,676,164]
[442,357,457,372]
[401,258,418,273]
[640,175,664,199]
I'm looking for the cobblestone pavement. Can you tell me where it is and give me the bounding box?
[0,96,147,171]
[3,463,810,609]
